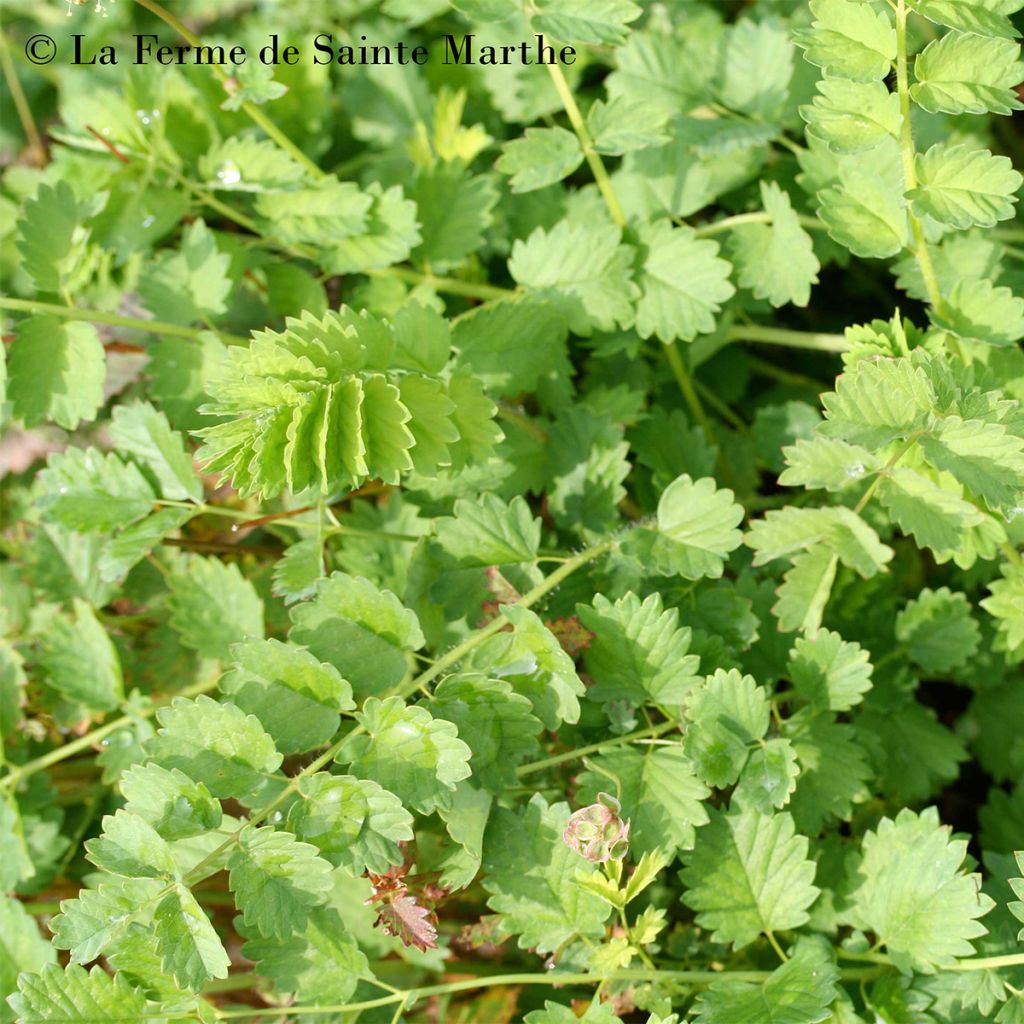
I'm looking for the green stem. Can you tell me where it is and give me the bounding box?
[853,434,920,516]
[402,538,617,697]
[131,0,323,180]
[0,297,248,346]
[0,34,45,162]
[0,676,220,791]
[517,720,680,777]
[663,342,713,442]
[894,0,943,314]
[694,211,822,238]
[496,400,549,443]
[366,266,517,302]
[727,324,848,353]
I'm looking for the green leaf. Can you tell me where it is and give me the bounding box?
[339,696,472,814]
[482,794,611,952]
[432,674,543,792]
[981,561,1024,661]
[896,587,981,674]
[138,219,232,324]
[906,0,1024,39]
[439,782,492,891]
[817,160,909,259]
[800,78,900,154]
[526,1002,622,1024]
[253,177,372,246]
[779,436,880,492]
[529,0,641,45]
[634,222,735,343]
[146,694,283,801]
[508,220,638,334]
[795,0,897,81]
[85,810,177,880]
[325,183,421,274]
[108,401,201,502]
[434,494,541,567]
[909,144,1023,230]
[684,669,771,788]
[451,297,569,397]
[220,638,354,754]
[578,592,702,707]
[733,739,800,815]
[199,135,308,191]
[467,604,587,730]
[36,448,156,533]
[119,763,221,841]
[229,825,333,940]
[287,772,413,874]
[154,884,230,991]
[0,895,56,1009]
[577,746,711,857]
[728,182,820,308]
[97,506,193,584]
[8,317,105,430]
[37,598,123,712]
[1010,851,1024,939]
[788,629,873,711]
[912,32,1024,116]
[931,279,1024,346]
[587,96,671,155]
[680,807,820,949]
[773,547,840,635]
[694,938,839,1024]
[0,643,25,744]
[168,554,264,661]
[851,806,995,973]
[240,905,368,1006]
[718,17,794,121]
[289,572,424,697]
[9,964,147,1024]
[272,538,325,606]
[496,126,583,193]
[15,181,90,294]
[409,162,498,270]
[0,794,33,892]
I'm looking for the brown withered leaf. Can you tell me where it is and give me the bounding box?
[373,892,439,952]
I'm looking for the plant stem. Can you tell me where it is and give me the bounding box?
[517,720,680,777]
[543,61,626,228]
[402,538,617,697]
[0,297,248,346]
[727,324,848,353]
[0,675,220,792]
[366,266,517,302]
[853,434,920,515]
[894,0,943,314]
[694,211,823,238]
[0,34,45,163]
[663,342,713,442]
[131,0,323,180]
[496,400,549,443]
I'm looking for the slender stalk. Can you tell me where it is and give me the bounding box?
[0,35,45,162]
[0,675,219,791]
[517,720,680,777]
[131,0,323,180]
[727,324,848,353]
[894,0,943,314]
[0,297,248,346]
[664,342,713,442]
[366,266,517,302]
[853,434,921,515]
[497,400,549,443]
[694,211,822,238]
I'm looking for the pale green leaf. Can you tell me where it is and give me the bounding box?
[434,494,541,566]
[800,78,900,154]
[108,400,201,502]
[119,763,221,841]
[496,126,583,193]
[85,810,177,880]
[154,884,230,991]
[931,279,1024,347]
[779,436,880,492]
[587,96,670,155]
[733,739,800,815]
[981,561,1024,660]
[896,587,981,674]
[9,964,147,1024]
[530,0,641,45]
[788,629,873,711]
[773,547,839,635]
[912,32,1024,116]
[796,0,897,81]
[272,538,325,606]
[907,0,1024,39]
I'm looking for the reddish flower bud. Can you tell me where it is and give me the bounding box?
[563,792,630,863]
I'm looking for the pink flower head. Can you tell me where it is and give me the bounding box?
[563,792,630,863]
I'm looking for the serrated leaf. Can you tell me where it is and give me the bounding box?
[146,694,283,802]
[587,96,670,155]
[36,448,156,533]
[1010,851,1024,939]
[229,825,333,940]
[907,0,1024,39]
[788,629,873,711]
[339,696,472,814]
[734,739,800,814]
[779,436,880,492]
[508,220,638,334]
[578,592,702,707]
[774,547,840,635]
[168,554,264,661]
[85,810,177,880]
[796,0,897,81]
[289,572,424,697]
[9,964,147,1024]
[434,494,541,567]
[0,895,56,1006]
[154,884,230,991]
[108,400,201,502]
[253,177,372,246]
[50,878,161,965]
[220,638,353,754]
[37,598,123,712]
[199,136,308,191]
[288,772,413,875]
[684,669,770,788]
[325,182,421,274]
[97,506,193,584]
[909,144,1022,230]
[718,17,794,121]
[729,182,820,308]
[119,763,221,841]
[496,126,583,193]
[981,561,1024,660]
[482,795,610,952]
[800,78,900,154]
[694,938,839,1024]
[681,807,820,949]
[896,587,981,674]
[409,161,498,269]
[432,674,542,792]
[8,317,105,430]
[634,222,735,343]
[577,747,710,857]
[852,806,995,973]
[530,0,641,45]
[526,1003,622,1024]
[16,181,85,293]
[272,538,324,606]
[912,32,1024,116]
[931,279,1024,346]
[817,162,909,259]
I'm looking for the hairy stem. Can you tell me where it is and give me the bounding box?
[727,324,848,353]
